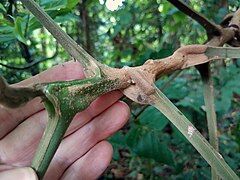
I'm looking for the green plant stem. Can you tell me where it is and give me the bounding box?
[200,64,219,180]
[31,99,71,179]
[31,77,128,179]
[151,87,239,180]
[202,40,226,180]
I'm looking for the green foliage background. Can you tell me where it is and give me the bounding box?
[0,0,239,179]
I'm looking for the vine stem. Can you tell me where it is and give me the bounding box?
[202,73,219,180]
[151,87,239,180]
[198,61,219,180]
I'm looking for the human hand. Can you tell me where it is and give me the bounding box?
[0,61,130,179]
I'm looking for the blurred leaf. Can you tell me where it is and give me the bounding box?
[109,132,126,160]
[65,0,79,10]
[0,18,15,44]
[177,91,204,115]
[111,10,132,38]
[40,0,67,11]
[215,7,228,24]
[0,3,6,13]
[138,48,154,64]
[167,8,178,16]
[119,11,132,26]
[0,33,16,43]
[28,16,41,32]
[173,12,186,23]
[139,106,169,131]
[14,17,27,44]
[126,126,174,165]
[0,25,14,33]
[216,65,240,114]
[110,131,126,146]
[122,48,133,57]
[150,48,174,59]
[0,18,14,26]
[164,78,189,100]
[54,13,78,23]
[111,25,121,38]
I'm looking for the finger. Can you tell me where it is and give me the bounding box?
[0,110,46,166]
[44,101,129,180]
[66,91,122,136]
[0,165,15,172]
[0,61,84,139]
[0,167,38,180]
[61,141,113,180]
[0,91,122,166]
[16,60,84,86]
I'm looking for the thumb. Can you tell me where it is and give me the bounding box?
[0,167,38,180]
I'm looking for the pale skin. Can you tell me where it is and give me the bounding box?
[0,61,130,180]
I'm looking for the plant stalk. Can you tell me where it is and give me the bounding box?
[200,64,219,180]
[151,87,239,180]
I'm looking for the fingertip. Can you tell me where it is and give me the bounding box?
[97,141,113,166]
[61,141,113,180]
[117,101,130,120]
[26,168,38,180]
[0,167,38,180]
[111,101,130,128]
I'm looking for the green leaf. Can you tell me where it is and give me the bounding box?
[0,3,6,13]
[150,48,175,59]
[139,106,169,131]
[40,0,78,13]
[27,0,76,33]
[119,11,132,26]
[28,16,42,33]
[111,25,121,38]
[0,17,15,43]
[164,78,188,100]
[215,65,240,114]
[40,0,67,11]
[66,0,79,10]
[14,17,28,44]
[126,126,174,165]
[0,25,14,33]
[54,13,78,23]
[177,92,204,115]
[0,34,16,43]
[0,18,14,26]
[109,132,126,146]
[109,132,126,160]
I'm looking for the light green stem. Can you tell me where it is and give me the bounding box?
[151,87,239,180]
[31,100,72,179]
[201,67,219,180]
[31,77,125,179]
